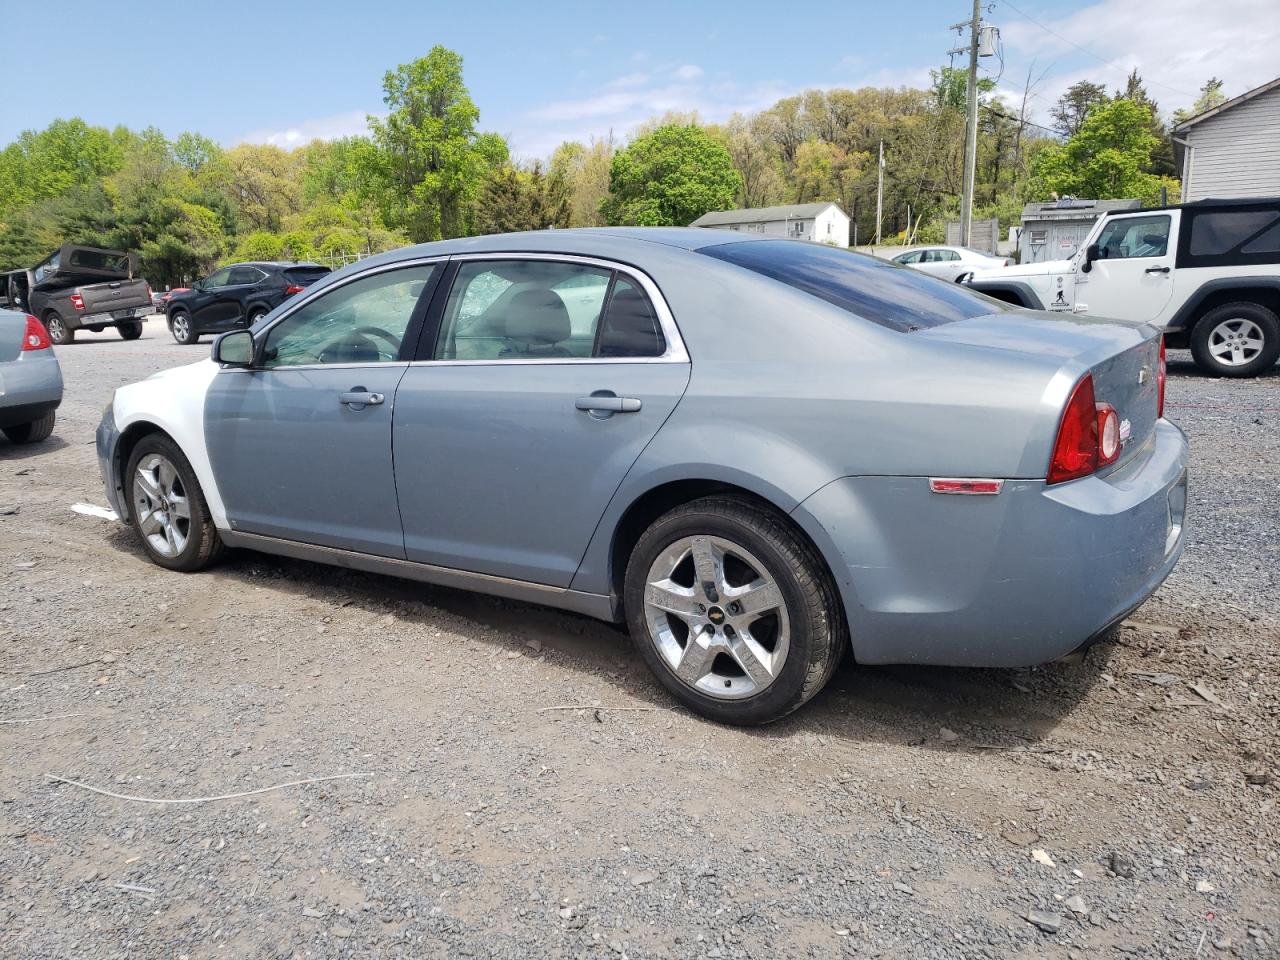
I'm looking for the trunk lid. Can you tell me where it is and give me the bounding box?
[77,278,152,314]
[917,311,1162,467]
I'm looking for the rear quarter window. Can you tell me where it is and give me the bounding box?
[1178,205,1280,268]
[698,240,1011,331]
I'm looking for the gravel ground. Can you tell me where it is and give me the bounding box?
[1,320,1277,959]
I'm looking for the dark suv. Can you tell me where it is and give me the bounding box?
[165,261,330,345]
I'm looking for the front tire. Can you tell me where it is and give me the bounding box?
[169,311,197,345]
[1190,302,1280,378]
[125,434,223,572]
[624,495,845,725]
[43,313,73,345]
[118,320,143,340]
[2,409,56,444]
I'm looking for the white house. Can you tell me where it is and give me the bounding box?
[690,202,851,246]
[1174,76,1280,202]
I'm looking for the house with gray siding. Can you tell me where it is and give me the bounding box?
[690,202,850,246]
[1174,76,1280,202]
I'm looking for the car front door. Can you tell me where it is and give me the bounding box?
[1075,213,1177,323]
[203,261,441,557]
[393,256,691,587]
[184,267,231,326]
[219,266,267,329]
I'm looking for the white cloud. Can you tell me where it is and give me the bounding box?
[994,0,1280,124]
[235,109,374,149]
[673,64,704,81]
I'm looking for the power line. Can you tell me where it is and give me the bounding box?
[983,104,1060,136]
[997,0,1195,100]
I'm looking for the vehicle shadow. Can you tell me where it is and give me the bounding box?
[104,526,1110,752]
[1165,351,1280,379]
[0,434,70,460]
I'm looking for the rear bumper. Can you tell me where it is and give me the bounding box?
[67,307,147,329]
[0,350,63,427]
[793,420,1189,667]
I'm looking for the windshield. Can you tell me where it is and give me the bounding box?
[699,240,1012,331]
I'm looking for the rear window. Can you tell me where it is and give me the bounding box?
[1179,204,1280,268]
[283,266,331,285]
[68,249,129,272]
[698,240,1010,331]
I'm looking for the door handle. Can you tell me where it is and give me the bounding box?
[1144,266,1170,274]
[339,390,385,408]
[576,395,641,414]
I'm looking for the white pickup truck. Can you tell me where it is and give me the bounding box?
[965,197,1280,377]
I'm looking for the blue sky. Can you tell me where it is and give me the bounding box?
[6,0,1278,158]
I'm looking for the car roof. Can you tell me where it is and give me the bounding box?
[232,261,328,269]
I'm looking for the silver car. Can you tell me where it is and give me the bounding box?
[97,230,1188,724]
[0,310,62,444]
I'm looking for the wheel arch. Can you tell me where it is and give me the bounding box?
[1167,278,1280,332]
[604,478,849,647]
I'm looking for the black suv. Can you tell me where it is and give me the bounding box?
[165,261,330,345]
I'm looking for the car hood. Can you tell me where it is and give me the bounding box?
[145,358,216,382]
[970,258,1073,280]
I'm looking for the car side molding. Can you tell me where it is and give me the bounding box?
[218,530,617,621]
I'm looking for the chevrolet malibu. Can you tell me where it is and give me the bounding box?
[96,229,1188,725]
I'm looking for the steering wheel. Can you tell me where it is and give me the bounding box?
[351,325,402,354]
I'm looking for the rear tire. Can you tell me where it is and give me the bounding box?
[247,308,268,326]
[125,434,223,572]
[118,320,143,341]
[624,495,845,725]
[43,313,73,345]
[169,311,197,345]
[2,409,56,444]
[1190,302,1280,378]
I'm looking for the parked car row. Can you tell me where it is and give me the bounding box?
[163,261,330,345]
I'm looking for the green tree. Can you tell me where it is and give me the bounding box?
[602,125,742,227]
[474,163,571,235]
[1033,98,1177,204]
[549,136,615,227]
[1173,78,1227,125]
[1050,80,1110,138]
[369,46,507,242]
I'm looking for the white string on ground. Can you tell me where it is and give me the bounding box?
[1,714,82,724]
[46,772,372,804]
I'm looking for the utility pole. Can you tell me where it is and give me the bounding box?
[874,139,884,245]
[959,0,981,247]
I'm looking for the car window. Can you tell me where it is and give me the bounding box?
[1189,208,1280,256]
[228,266,263,285]
[893,251,922,265]
[699,240,1012,331]
[205,267,232,287]
[940,249,961,262]
[597,278,666,358]
[262,264,437,368]
[1095,215,1170,260]
[435,260,612,360]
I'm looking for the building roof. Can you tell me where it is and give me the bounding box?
[1174,76,1280,132]
[690,202,845,227]
[1020,198,1140,221]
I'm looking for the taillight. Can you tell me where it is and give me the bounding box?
[70,293,85,311]
[1157,338,1167,418]
[284,284,305,295]
[1096,403,1120,467]
[22,315,51,351]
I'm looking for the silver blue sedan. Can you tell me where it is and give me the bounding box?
[0,310,62,444]
[96,229,1188,724]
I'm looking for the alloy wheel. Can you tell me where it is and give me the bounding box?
[1208,317,1265,367]
[172,315,190,342]
[132,453,191,558]
[642,534,790,701]
[47,317,66,343]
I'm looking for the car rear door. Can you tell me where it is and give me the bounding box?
[392,255,690,587]
[203,261,442,557]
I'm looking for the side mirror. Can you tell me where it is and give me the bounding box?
[213,330,254,367]
[1081,243,1099,273]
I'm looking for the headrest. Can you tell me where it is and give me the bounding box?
[504,288,571,345]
